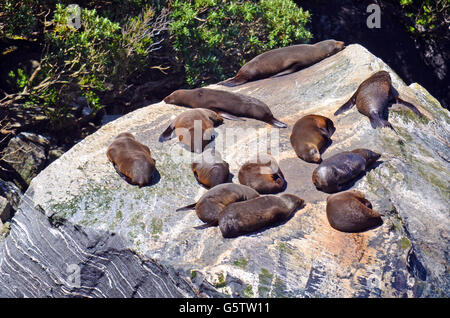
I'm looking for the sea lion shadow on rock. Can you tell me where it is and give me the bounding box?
[113,164,161,187]
[225,200,306,239]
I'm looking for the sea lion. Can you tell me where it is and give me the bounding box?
[219,39,345,87]
[334,70,422,129]
[163,88,287,128]
[312,149,381,193]
[176,183,260,226]
[238,155,286,194]
[191,150,230,188]
[290,114,335,163]
[159,108,223,153]
[326,190,383,232]
[219,193,304,238]
[106,132,156,188]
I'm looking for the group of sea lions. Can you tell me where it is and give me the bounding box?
[106,39,423,238]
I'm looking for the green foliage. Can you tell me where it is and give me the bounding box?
[7,69,29,90]
[1,0,37,37]
[4,3,167,127]
[399,0,449,38]
[169,0,312,86]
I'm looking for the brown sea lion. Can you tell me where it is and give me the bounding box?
[238,155,286,194]
[312,149,381,193]
[106,132,156,188]
[219,193,304,238]
[334,70,422,129]
[290,114,335,163]
[176,183,260,227]
[191,150,230,188]
[326,190,383,232]
[159,108,223,153]
[163,88,287,128]
[219,39,345,87]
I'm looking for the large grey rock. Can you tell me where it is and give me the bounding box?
[1,132,50,190]
[0,44,448,297]
[0,179,22,223]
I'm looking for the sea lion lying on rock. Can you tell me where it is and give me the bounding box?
[219,39,345,86]
[312,149,381,193]
[326,190,383,232]
[334,70,422,129]
[176,183,260,227]
[191,150,230,188]
[238,155,286,194]
[159,108,223,153]
[219,194,304,238]
[106,132,156,188]
[163,88,287,128]
[290,114,335,163]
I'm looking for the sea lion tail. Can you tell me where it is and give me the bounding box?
[217,111,245,121]
[396,97,423,117]
[159,124,174,142]
[370,116,395,131]
[334,93,356,116]
[218,77,247,87]
[269,118,288,128]
[176,203,196,211]
[194,221,218,230]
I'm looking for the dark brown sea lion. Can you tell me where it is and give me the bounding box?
[191,150,230,188]
[312,149,381,193]
[290,114,335,163]
[163,88,287,128]
[106,132,156,188]
[159,108,223,153]
[219,39,345,87]
[326,190,383,232]
[238,155,286,194]
[219,194,304,238]
[176,183,260,227]
[334,70,422,129]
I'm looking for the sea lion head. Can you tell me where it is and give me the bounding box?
[279,194,305,213]
[351,149,381,166]
[132,158,156,188]
[116,132,135,140]
[164,89,192,106]
[311,166,333,192]
[316,39,346,57]
[301,143,321,163]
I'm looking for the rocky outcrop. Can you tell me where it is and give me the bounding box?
[1,132,50,191]
[0,44,448,297]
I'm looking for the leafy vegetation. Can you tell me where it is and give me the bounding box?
[170,0,312,86]
[398,0,449,38]
[1,0,312,129]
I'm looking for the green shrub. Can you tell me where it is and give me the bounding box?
[169,0,312,86]
[5,3,168,127]
[399,0,449,38]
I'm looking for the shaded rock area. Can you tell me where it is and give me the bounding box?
[0,44,448,297]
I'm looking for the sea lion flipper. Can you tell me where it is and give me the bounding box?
[176,203,197,211]
[217,111,245,121]
[369,114,394,131]
[269,118,288,128]
[159,123,175,142]
[194,221,218,230]
[218,77,247,87]
[395,97,423,117]
[334,93,356,116]
[270,64,300,78]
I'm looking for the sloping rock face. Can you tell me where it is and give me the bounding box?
[0,44,448,297]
